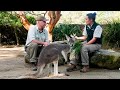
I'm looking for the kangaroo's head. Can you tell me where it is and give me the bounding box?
[65,34,76,47]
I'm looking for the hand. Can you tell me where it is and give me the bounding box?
[85,43,89,45]
[43,42,49,46]
[75,36,83,40]
[74,36,78,39]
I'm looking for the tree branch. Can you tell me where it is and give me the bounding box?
[16,11,31,30]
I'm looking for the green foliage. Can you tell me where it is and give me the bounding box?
[53,24,82,41]
[0,11,22,27]
[0,11,35,45]
[72,40,82,55]
[26,15,36,25]
[103,18,120,48]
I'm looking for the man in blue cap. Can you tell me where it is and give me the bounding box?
[67,12,103,72]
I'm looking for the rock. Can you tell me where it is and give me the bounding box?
[90,49,120,70]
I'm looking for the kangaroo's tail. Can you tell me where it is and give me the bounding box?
[17,74,37,79]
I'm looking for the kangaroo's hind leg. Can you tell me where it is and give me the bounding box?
[61,51,70,76]
[46,63,53,77]
[32,64,45,78]
[53,57,65,77]
[53,60,58,76]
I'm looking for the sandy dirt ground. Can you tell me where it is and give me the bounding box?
[0,46,120,79]
[0,46,70,79]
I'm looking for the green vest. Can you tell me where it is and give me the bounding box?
[86,22,102,44]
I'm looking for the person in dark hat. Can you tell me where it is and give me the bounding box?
[24,15,49,71]
[67,12,103,72]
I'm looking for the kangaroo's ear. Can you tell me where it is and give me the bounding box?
[70,35,74,38]
[65,34,70,41]
[71,34,76,37]
[70,34,76,41]
[73,33,76,37]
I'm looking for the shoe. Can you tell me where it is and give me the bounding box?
[80,65,89,73]
[32,66,37,71]
[24,54,30,63]
[66,63,78,72]
[31,62,37,66]
[30,62,37,71]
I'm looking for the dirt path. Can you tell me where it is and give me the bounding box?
[0,46,120,79]
[0,46,69,79]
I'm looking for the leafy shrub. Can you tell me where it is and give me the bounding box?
[26,15,36,25]
[53,24,82,41]
[0,12,36,45]
[72,40,82,55]
[103,18,120,49]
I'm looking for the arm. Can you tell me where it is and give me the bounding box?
[86,37,97,45]
[32,39,49,46]
[75,25,87,41]
[75,36,87,41]
[28,26,46,45]
[32,40,45,45]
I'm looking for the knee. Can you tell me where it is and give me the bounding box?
[81,45,88,52]
[31,43,38,48]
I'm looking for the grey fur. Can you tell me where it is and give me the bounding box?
[37,44,70,66]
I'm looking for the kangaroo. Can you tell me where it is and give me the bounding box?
[17,34,76,79]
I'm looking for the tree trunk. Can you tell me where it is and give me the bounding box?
[0,32,1,46]
[46,11,61,42]
[16,12,31,30]
[14,27,19,46]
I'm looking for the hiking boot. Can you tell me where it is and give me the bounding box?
[80,65,90,73]
[31,62,37,71]
[66,63,78,72]
[24,54,30,63]
[32,66,37,71]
